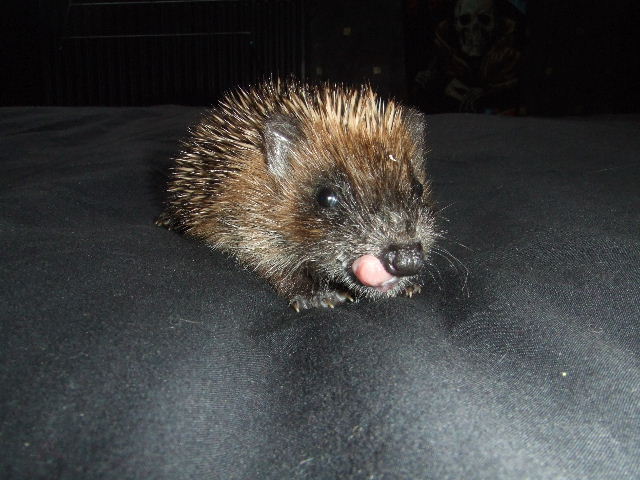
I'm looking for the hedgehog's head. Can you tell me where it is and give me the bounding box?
[260,91,438,299]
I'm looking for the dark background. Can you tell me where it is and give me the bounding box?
[3,0,640,113]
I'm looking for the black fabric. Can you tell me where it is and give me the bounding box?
[2,107,639,479]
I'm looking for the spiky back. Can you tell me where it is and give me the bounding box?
[162,80,424,227]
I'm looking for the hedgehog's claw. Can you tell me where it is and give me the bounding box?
[403,283,422,298]
[290,290,353,311]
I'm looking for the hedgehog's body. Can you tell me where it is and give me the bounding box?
[159,80,438,310]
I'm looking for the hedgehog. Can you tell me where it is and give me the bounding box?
[157,80,439,311]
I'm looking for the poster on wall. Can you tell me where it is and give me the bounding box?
[406,0,527,115]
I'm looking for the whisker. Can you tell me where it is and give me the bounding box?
[431,231,472,251]
[431,247,466,272]
[429,245,470,296]
[423,260,444,291]
[433,201,457,215]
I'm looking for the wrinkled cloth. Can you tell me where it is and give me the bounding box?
[1,107,639,479]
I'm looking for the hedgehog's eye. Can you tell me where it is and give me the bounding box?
[412,180,424,198]
[317,187,339,208]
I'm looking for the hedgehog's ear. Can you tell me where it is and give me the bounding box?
[263,113,302,179]
[404,108,428,170]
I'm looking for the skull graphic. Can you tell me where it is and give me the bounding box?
[454,0,496,58]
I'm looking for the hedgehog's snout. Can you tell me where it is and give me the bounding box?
[381,242,424,277]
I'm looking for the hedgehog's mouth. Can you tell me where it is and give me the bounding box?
[351,254,401,292]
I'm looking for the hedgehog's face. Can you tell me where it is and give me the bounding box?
[262,109,437,299]
[294,163,437,299]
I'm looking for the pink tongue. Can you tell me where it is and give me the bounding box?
[352,254,395,288]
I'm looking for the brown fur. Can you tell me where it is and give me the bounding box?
[158,80,438,309]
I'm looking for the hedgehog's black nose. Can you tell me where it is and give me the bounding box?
[381,242,424,277]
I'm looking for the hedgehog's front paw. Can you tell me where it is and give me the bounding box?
[290,290,354,312]
[402,283,422,298]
